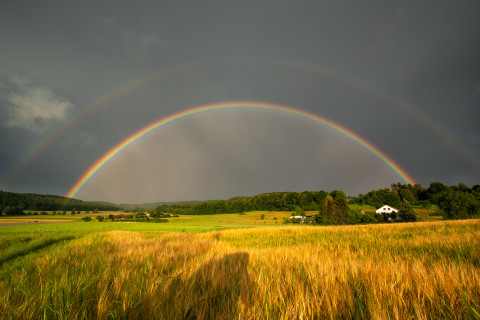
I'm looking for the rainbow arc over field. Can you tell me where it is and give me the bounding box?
[65,101,416,200]
[4,58,478,189]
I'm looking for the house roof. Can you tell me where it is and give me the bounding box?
[375,205,399,213]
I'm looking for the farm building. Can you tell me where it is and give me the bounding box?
[376,205,398,214]
[289,215,316,223]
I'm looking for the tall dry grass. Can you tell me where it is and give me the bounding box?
[0,220,479,319]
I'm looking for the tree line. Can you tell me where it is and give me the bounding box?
[352,182,480,219]
[150,190,335,216]
[150,182,480,222]
[2,182,479,221]
[0,191,122,215]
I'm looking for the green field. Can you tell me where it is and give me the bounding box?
[0,211,478,319]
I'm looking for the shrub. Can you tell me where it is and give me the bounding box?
[260,214,265,220]
[82,217,92,222]
[40,211,48,215]
[135,212,147,219]
[291,218,303,224]
[96,216,104,222]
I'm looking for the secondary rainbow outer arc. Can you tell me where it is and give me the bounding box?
[65,102,416,200]
[5,58,478,188]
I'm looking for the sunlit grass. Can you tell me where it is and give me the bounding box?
[0,219,478,319]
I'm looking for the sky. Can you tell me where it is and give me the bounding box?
[1,0,479,203]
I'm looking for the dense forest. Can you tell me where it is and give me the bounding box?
[0,191,121,215]
[150,182,480,221]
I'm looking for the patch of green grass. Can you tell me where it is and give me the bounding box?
[348,204,377,211]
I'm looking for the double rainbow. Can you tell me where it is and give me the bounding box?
[66,101,416,199]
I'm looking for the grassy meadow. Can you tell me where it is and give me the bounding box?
[0,212,479,319]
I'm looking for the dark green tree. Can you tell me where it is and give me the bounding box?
[437,190,479,219]
[398,199,416,222]
[399,189,416,205]
[294,206,305,216]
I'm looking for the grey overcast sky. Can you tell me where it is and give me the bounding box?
[1,0,479,203]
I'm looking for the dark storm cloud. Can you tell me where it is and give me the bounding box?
[1,0,479,202]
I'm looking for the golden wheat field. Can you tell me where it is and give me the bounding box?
[0,219,479,319]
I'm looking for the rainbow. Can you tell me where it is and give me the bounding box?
[65,101,416,199]
[4,58,478,188]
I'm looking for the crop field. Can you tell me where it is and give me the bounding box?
[0,214,478,319]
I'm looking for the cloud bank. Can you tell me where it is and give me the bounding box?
[1,75,74,133]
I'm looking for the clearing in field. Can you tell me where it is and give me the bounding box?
[0,217,479,319]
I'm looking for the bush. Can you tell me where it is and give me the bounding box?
[291,218,303,224]
[96,216,104,222]
[135,212,147,219]
[40,211,48,215]
[260,214,265,220]
[82,217,92,222]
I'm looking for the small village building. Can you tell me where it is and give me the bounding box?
[290,215,315,223]
[290,215,305,222]
[375,205,398,214]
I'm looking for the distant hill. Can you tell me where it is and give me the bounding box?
[119,200,211,210]
[0,190,122,212]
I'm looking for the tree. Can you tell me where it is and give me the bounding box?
[294,206,305,216]
[330,190,347,202]
[315,195,349,225]
[427,182,449,203]
[398,199,416,222]
[399,189,416,205]
[3,206,24,216]
[437,190,479,219]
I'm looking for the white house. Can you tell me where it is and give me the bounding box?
[376,205,398,214]
[290,215,306,222]
[290,215,316,223]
